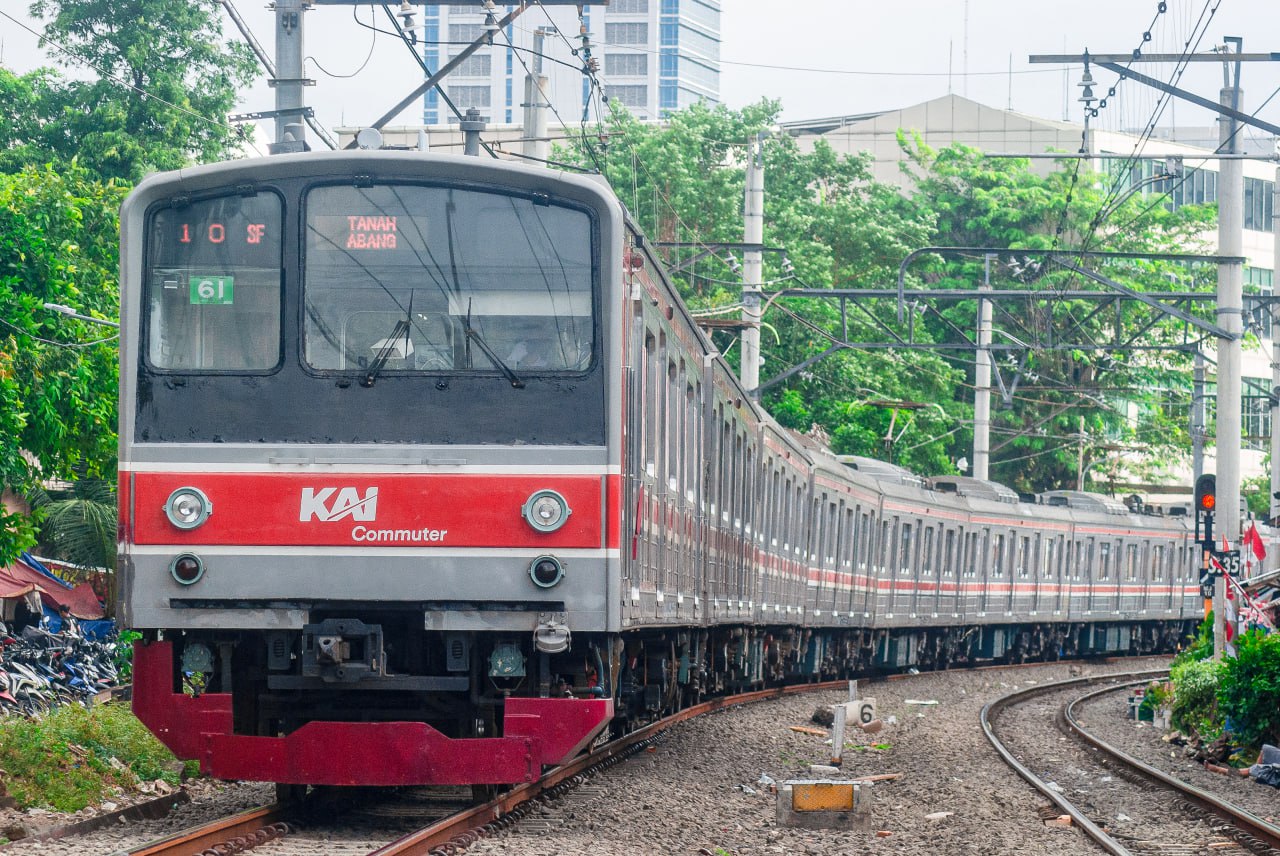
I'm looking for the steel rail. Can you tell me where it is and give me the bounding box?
[980,670,1170,856]
[1066,682,1280,852]
[119,804,290,856]
[368,680,845,855]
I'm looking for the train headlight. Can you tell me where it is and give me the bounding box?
[522,489,571,533]
[164,486,212,530]
[529,555,565,589]
[169,553,205,585]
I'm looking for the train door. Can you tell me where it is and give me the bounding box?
[917,523,934,617]
[941,526,958,617]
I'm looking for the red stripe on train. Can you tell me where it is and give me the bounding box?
[128,472,621,549]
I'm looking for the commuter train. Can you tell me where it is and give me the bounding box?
[119,150,1210,789]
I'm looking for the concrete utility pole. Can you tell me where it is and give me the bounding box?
[274,0,307,148]
[521,28,552,164]
[741,133,765,392]
[1271,155,1280,536]
[1193,351,1207,487]
[973,255,994,480]
[1215,44,1245,659]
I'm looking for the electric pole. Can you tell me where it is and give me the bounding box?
[1271,149,1280,536]
[973,254,994,480]
[1214,43,1245,659]
[274,0,307,149]
[741,133,765,392]
[522,28,552,165]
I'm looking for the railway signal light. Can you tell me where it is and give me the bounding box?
[1194,474,1216,547]
[1195,474,1216,513]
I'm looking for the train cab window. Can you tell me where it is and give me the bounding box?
[145,192,283,371]
[303,185,594,376]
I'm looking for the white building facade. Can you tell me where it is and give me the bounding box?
[419,1,720,127]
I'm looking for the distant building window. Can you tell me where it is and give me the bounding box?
[451,53,492,77]
[605,84,648,107]
[447,85,491,109]
[605,22,649,45]
[609,0,648,12]
[449,23,488,43]
[606,53,648,77]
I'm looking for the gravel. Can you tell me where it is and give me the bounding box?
[0,780,274,854]
[1077,687,1280,825]
[465,658,1172,856]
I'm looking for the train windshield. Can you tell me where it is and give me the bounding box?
[303,184,594,376]
[145,193,284,371]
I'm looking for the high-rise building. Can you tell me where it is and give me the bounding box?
[421,1,721,127]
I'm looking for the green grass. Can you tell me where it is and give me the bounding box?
[0,702,186,812]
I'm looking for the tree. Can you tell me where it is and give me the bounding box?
[28,478,116,572]
[0,165,123,562]
[562,102,962,474]
[900,139,1216,491]
[17,0,258,181]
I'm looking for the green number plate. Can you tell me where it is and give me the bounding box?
[190,275,234,305]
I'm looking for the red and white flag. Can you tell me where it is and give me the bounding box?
[1244,522,1267,562]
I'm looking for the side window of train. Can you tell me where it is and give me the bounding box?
[642,332,657,479]
[899,521,912,572]
[1128,543,1140,580]
[1099,541,1111,580]
[1086,538,1097,579]
[944,528,956,577]
[1151,543,1164,580]
[145,191,284,372]
[921,526,935,574]
[991,532,1004,578]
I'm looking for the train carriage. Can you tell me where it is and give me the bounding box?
[119,148,1211,790]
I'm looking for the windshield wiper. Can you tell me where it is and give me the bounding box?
[463,300,524,389]
[362,318,412,387]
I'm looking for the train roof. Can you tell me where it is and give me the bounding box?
[835,455,925,487]
[925,476,1021,504]
[1038,490,1130,515]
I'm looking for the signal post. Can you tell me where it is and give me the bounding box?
[1194,474,1237,658]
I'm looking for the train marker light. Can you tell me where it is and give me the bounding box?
[529,555,565,588]
[522,489,571,533]
[164,486,212,530]
[169,553,205,585]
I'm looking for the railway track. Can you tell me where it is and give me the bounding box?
[119,681,848,856]
[983,673,1280,856]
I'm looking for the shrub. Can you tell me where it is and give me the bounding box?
[1172,614,1213,668]
[0,702,182,811]
[1217,629,1280,751]
[1169,656,1221,737]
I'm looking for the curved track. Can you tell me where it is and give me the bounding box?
[984,673,1280,856]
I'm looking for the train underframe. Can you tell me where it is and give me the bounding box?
[133,614,1197,788]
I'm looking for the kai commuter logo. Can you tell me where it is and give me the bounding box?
[300,487,379,522]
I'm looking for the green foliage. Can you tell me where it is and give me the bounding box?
[1173,614,1215,668]
[29,478,117,570]
[115,629,143,680]
[1169,656,1222,738]
[0,165,123,563]
[16,0,258,182]
[1217,629,1280,750]
[561,104,1217,489]
[0,703,182,811]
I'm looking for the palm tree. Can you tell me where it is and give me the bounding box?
[27,478,116,575]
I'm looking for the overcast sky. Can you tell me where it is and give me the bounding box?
[2,0,1277,146]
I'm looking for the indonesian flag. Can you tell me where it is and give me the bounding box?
[1244,523,1267,562]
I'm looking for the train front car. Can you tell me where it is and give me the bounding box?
[118,152,621,787]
